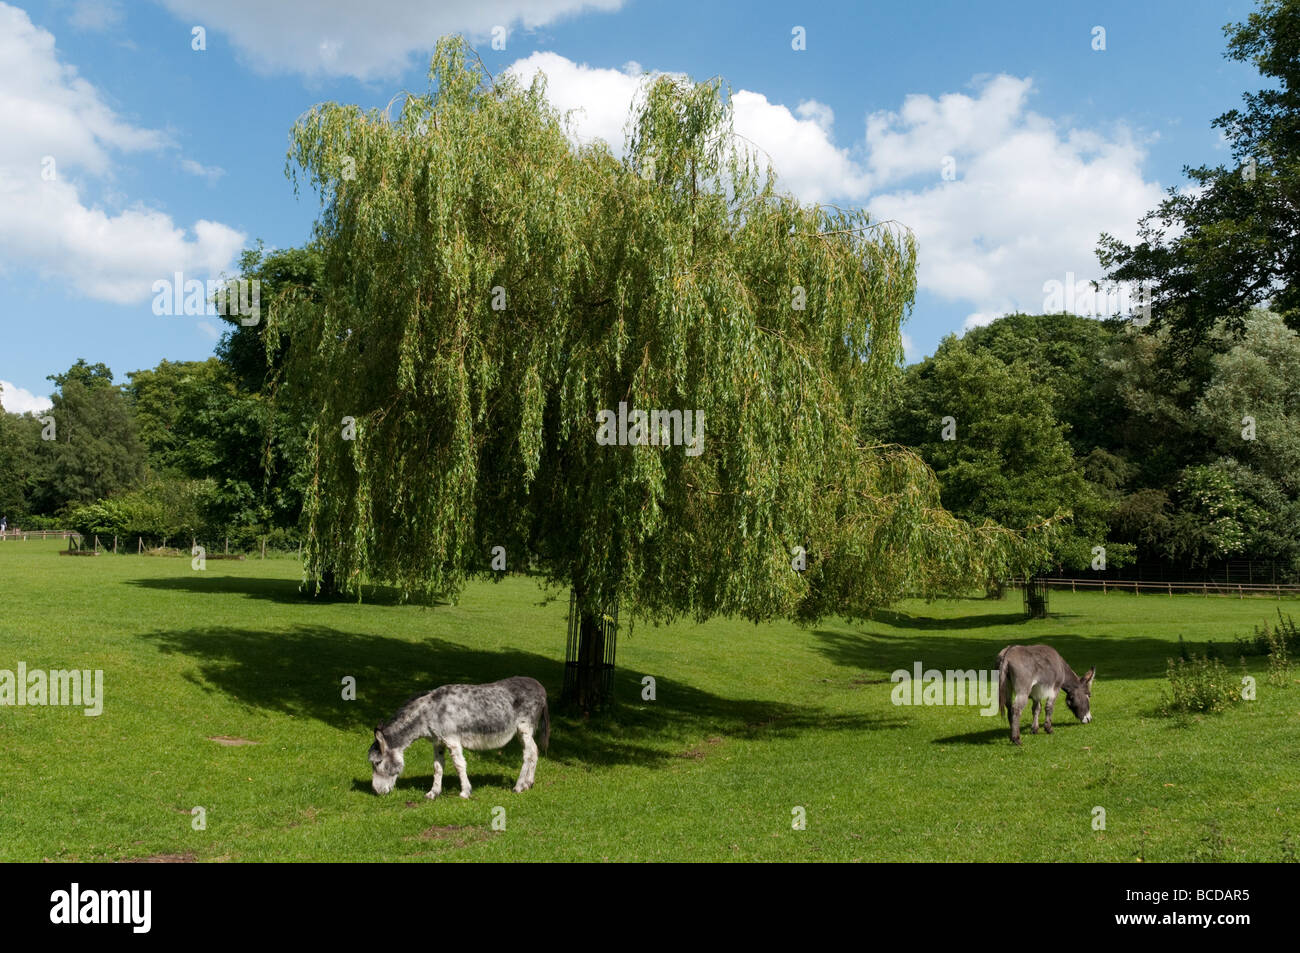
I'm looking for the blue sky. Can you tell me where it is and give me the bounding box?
[0,0,1261,413]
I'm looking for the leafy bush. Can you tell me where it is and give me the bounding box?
[65,477,213,542]
[1162,652,1242,715]
[63,477,304,555]
[1257,611,1294,684]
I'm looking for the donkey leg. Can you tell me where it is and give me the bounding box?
[1031,698,1041,734]
[1044,695,1055,734]
[514,726,538,793]
[448,742,472,799]
[426,741,445,799]
[1009,696,1025,745]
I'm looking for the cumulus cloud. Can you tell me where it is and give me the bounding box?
[155,0,625,80]
[67,0,123,32]
[504,53,1163,325]
[0,3,245,304]
[862,77,1163,319]
[0,380,53,415]
[505,54,869,203]
[506,51,653,150]
[181,158,226,184]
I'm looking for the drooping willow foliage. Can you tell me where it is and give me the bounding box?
[271,36,1054,622]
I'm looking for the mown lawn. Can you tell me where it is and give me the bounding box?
[1,538,1297,861]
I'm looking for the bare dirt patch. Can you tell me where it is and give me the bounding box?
[121,852,196,863]
[410,825,496,848]
[208,736,259,746]
[677,736,724,760]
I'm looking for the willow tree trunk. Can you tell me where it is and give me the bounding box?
[576,607,605,713]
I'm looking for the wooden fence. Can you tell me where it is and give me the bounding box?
[1038,577,1300,598]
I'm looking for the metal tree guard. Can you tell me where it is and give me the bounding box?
[562,592,619,708]
[1023,575,1050,618]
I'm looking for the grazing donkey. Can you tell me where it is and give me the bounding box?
[368,676,549,799]
[996,645,1094,745]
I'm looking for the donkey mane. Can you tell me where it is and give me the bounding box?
[376,690,435,749]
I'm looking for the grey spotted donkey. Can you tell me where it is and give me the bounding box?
[369,676,549,798]
[996,645,1094,745]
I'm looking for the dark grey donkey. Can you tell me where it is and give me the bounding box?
[368,676,549,798]
[996,645,1094,745]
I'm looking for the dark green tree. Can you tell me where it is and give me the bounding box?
[0,400,41,522]
[30,362,145,513]
[871,336,1124,573]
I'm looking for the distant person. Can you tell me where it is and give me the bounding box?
[0,516,7,536]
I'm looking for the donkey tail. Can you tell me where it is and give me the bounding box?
[538,696,550,755]
[996,647,1010,716]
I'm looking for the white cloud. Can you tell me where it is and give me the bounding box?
[0,380,53,415]
[962,312,1003,332]
[864,80,1163,316]
[506,51,657,151]
[731,91,870,203]
[499,56,1163,325]
[900,332,919,363]
[68,0,123,32]
[155,0,625,80]
[0,3,245,304]
[505,54,868,203]
[181,158,226,184]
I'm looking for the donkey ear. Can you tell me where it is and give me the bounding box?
[374,727,388,752]
[1083,667,1096,683]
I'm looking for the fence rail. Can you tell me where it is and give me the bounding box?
[0,529,77,540]
[1037,577,1300,598]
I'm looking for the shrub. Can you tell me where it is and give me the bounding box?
[1161,653,1242,715]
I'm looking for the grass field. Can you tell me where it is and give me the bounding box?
[1,538,1297,862]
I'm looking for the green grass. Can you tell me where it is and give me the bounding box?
[1,538,1297,861]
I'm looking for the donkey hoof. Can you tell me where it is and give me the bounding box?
[459,790,472,799]
[425,790,439,800]
[1045,726,1053,734]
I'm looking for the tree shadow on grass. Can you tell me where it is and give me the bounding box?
[128,575,449,607]
[811,627,1179,682]
[865,608,1079,630]
[140,623,906,772]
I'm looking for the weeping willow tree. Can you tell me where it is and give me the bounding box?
[272,37,1053,708]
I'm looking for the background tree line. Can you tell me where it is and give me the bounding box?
[0,245,317,550]
[864,308,1300,579]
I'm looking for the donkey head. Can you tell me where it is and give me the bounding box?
[1064,667,1096,723]
[368,724,404,795]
